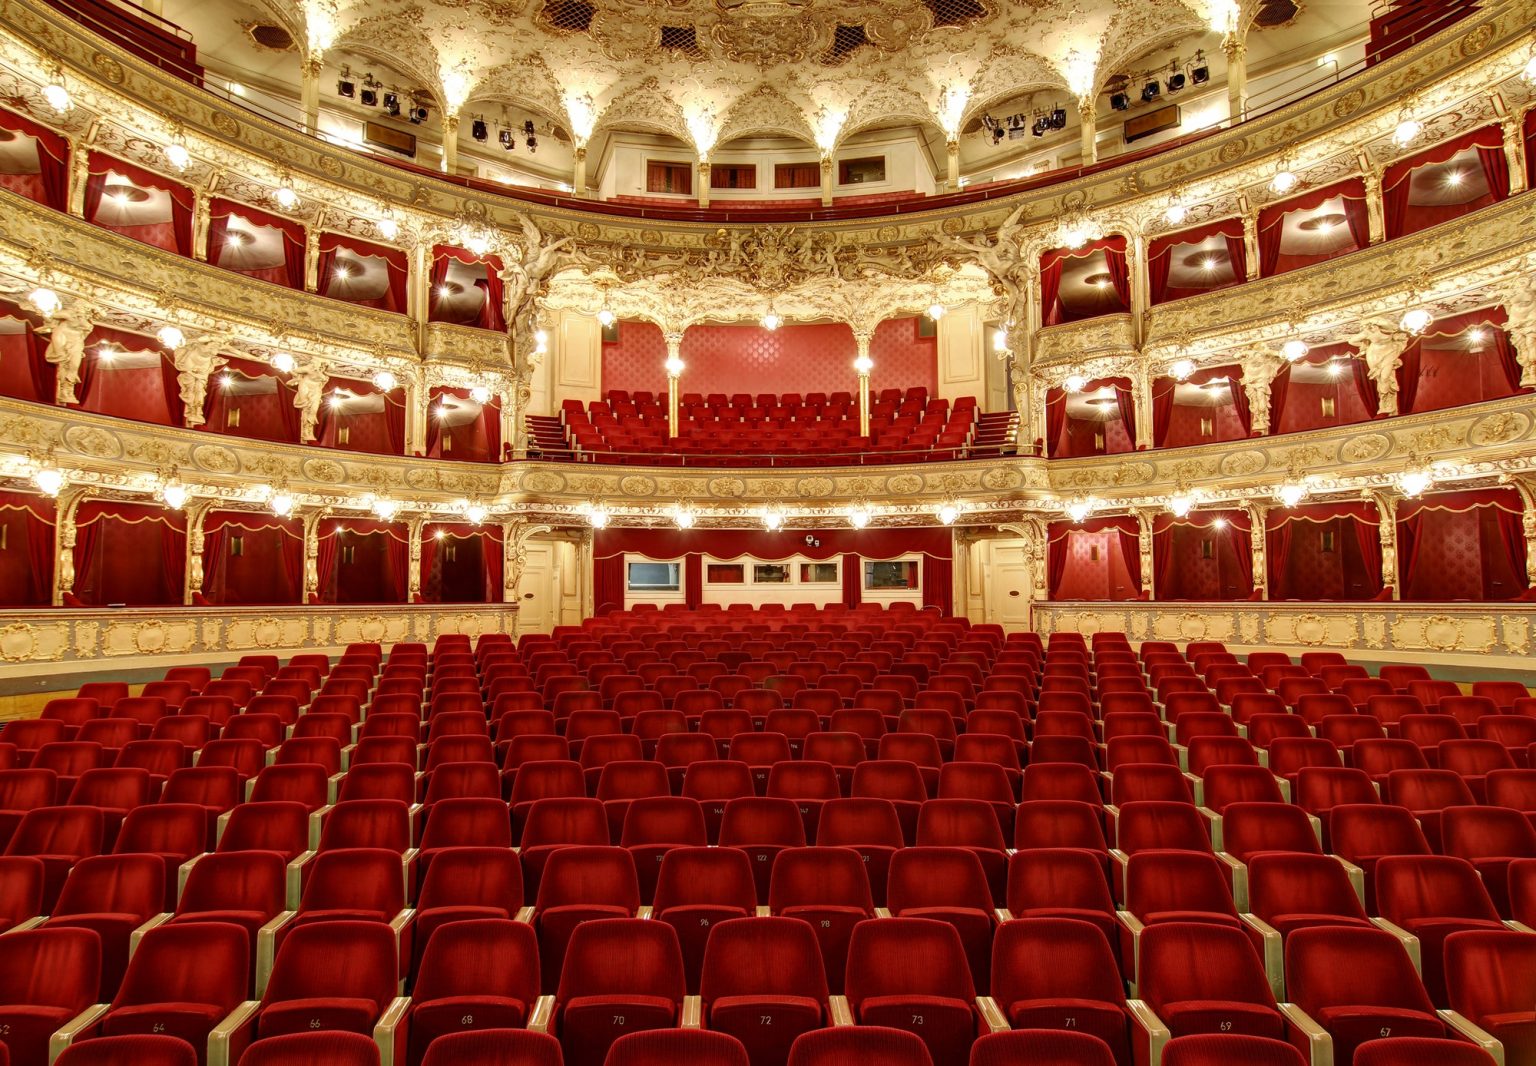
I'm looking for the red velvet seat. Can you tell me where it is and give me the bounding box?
[843,918,979,1066]
[989,918,1129,1064]
[553,918,685,1066]
[0,927,102,1066]
[97,920,248,1054]
[255,920,398,1040]
[700,917,827,1066]
[406,919,540,1066]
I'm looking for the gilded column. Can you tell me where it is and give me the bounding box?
[184,500,212,605]
[1077,99,1098,165]
[1362,167,1385,245]
[502,521,521,604]
[1132,362,1154,451]
[1223,32,1248,122]
[853,331,874,437]
[406,517,424,603]
[664,332,684,438]
[1505,113,1529,196]
[946,138,960,188]
[1032,374,1049,456]
[572,146,588,198]
[441,115,460,175]
[1502,476,1536,588]
[1370,490,1400,599]
[304,228,320,292]
[1130,232,1149,346]
[404,371,428,457]
[407,242,430,326]
[300,56,322,134]
[302,510,322,603]
[697,161,711,208]
[578,529,595,620]
[1246,503,1268,599]
[820,156,834,207]
[1241,211,1260,281]
[67,141,90,217]
[1136,510,1155,599]
[192,188,211,261]
[53,488,86,606]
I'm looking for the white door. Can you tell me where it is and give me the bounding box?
[989,540,1034,630]
[516,543,555,634]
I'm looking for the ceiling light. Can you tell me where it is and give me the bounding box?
[1327,360,1345,377]
[370,497,400,521]
[383,92,400,116]
[463,502,488,525]
[1168,72,1187,93]
[273,186,298,209]
[1066,499,1094,523]
[269,489,294,516]
[42,82,71,113]
[160,479,189,510]
[164,143,191,170]
[937,502,961,526]
[376,217,399,240]
[1282,339,1309,362]
[472,118,488,141]
[270,353,295,374]
[993,330,1009,353]
[1277,483,1308,508]
[1467,327,1488,347]
[1110,92,1130,111]
[853,354,874,375]
[848,504,872,529]
[1400,308,1433,335]
[1398,469,1433,498]
[1270,170,1298,195]
[219,373,233,387]
[1392,118,1422,146]
[596,306,615,327]
[588,504,610,529]
[1170,359,1195,381]
[1164,203,1188,226]
[761,507,784,531]
[1444,169,1464,188]
[927,299,946,321]
[409,106,429,125]
[1142,80,1161,103]
[156,325,185,349]
[470,384,492,404]
[534,330,549,354]
[338,78,355,98]
[1191,64,1209,85]
[761,310,781,331]
[327,392,344,408]
[1213,517,1228,530]
[1168,494,1194,518]
[432,403,448,420]
[372,370,398,391]
[1058,214,1102,250]
[32,465,64,496]
[1063,373,1088,394]
[1526,53,1536,83]
[673,505,695,530]
[27,287,60,316]
[664,355,685,377]
[98,344,117,363]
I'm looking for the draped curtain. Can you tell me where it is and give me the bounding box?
[0,107,70,209]
[83,152,194,255]
[77,326,183,425]
[421,525,503,603]
[1526,108,1536,193]
[1045,387,1067,456]
[1382,125,1510,239]
[1151,511,1253,600]
[201,511,302,605]
[1397,307,1519,415]
[316,234,408,312]
[1040,236,1128,326]
[315,376,406,456]
[1265,502,1381,600]
[72,501,187,606]
[208,199,306,289]
[1154,365,1246,446]
[1271,344,1375,435]
[0,308,55,404]
[0,492,55,605]
[316,519,407,603]
[430,246,506,331]
[1257,178,1369,276]
[426,386,500,463]
[1146,218,1247,304]
[201,356,300,442]
[1398,488,1528,601]
[1046,516,1141,600]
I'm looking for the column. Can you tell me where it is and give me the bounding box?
[1132,363,1154,451]
[1521,486,1536,589]
[1363,168,1385,245]
[1130,232,1149,345]
[304,228,320,292]
[1223,32,1248,123]
[1371,490,1400,599]
[578,529,595,620]
[945,138,960,189]
[820,157,834,207]
[1242,212,1260,281]
[184,502,211,605]
[407,517,424,602]
[53,489,85,606]
[1136,510,1155,599]
[441,115,459,176]
[697,160,711,208]
[405,373,428,456]
[1505,115,1529,196]
[302,511,322,603]
[499,385,516,463]
[300,56,322,134]
[407,242,430,325]
[663,332,683,438]
[1032,377,1049,456]
[573,146,588,197]
[192,189,211,261]
[1077,99,1098,165]
[1246,503,1268,599]
[853,331,873,436]
[502,521,520,604]
[67,142,89,217]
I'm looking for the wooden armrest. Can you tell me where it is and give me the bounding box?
[327,772,345,803]
[207,1000,262,1066]
[1279,1002,1333,1066]
[255,911,297,997]
[1215,851,1248,911]
[828,996,854,1026]
[527,995,555,1033]
[47,1002,110,1061]
[1117,909,1146,995]
[873,907,893,918]
[129,911,175,956]
[1438,1009,1505,1066]
[306,807,330,851]
[976,996,1010,1034]
[2,915,47,935]
[285,851,316,908]
[636,906,654,919]
[1240,913,1286,1001]
[1126,999,1170,1066]
[374,996,411,1066]
[681,996,703,1028]
[1333,856,1365,907]
[515,905,536,923]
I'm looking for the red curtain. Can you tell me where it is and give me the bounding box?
[317,519,406,603]
[1112,378,1136,448]
[841,553,861,608]
[208,199,306,289]
[0,492,55,605]
[0,307,55,403]
[421,525,502,603]
[202,356,300,442]
[1154,365,1247,447]
[1040,237,1130,326]
[83,152,193,255]
[315,377,405,456]
[1265,502,1381,600]
[594,553,625,615]
[73,501,186,606]
[1047,516,1141,600]
[1272,344,1376,435]
[1257,179,1368,277]
[1038,252,1066,328]
[1147,218,1246,304]
[1382,125,1509,239]
[0,107,70,209]
[684,554,703,609]
[1152,511,1253,600]
[317,234,408,313]
[426,387,500,463]
[1526,108,1536,193]
[1398,308,1519,415]
[429,246,505,331]
[1398,489,1527,601]
[1152,379,1177,448]
[201,511,302,605]
[77,326,183,425]
[922,552,953,613]
[1045,387,1067,457]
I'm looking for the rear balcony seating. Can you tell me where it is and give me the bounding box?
[546,389,989,465]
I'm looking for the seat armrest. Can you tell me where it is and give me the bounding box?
[216,809,235,842]
[207,1000,262,1066]
[828,996,855,1026]
[327,772,345,803]
[1241,913,1286,1001]
[1186,775,1204,807]
[256,911,298,997]
[1109,849,1129,903]
[2,915,47,935]
[47,1002,110,1061]
[285,851,316,908]
[755,905,772,917]
[373,995,411,1066]
[1304,810,1320,842]
[873,907,893,918]
[515,905,536,923]
[306,807,331,851]
[1279,1002,1334,1066]
[1126,999,1170,1066]
[177,853,206,899]
[636,906,654,919]
[527,995,556,1033]
[1171,743,1189,772]
[399,850,418,902]
[1117,910,1146,994]
[1505,920,1536,934]
[390,908,416,989]
[994,908,1014,924]
[976,997,1010,1034]
[1370,916,1422,975]
[681,996,702,1028]
[1439,1009,1505,1065]
[1332,856,1365,907]
[1215,852,1248,911]
[129,912,175,956]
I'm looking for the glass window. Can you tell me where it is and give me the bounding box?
[864,560,919,590]
[839,156,886,185]
[706,564,745,583]
[627,561,680,591]
[799,562,839,584]
[753,564,791,584]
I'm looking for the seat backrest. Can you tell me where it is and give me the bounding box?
[768,845,874,912]
[844,917,975,1005]
[886,846,993,913]
[1443,928,1536,1021]
[261,920,397,1014]
[554,917,684,1003]
[177,850,286,919]
[785,1028,935,1066]
[0,926,101,1008]
[1329,803,1432,861]
[299,847,405,914]
[699,915,829,1003]
[1285,926,1434,1014]
[235,1031,385,1066]
[1247,852,1369,926]
[1160,1035,1306,1066]
[1220,802,1322,862]
[990,916,1125,1007]
[1375,855,1499,923]
[1124,849,1238,919]
[415,918,540,1004]
[1139,921,1277,1018]
[534,846,640,911]
[604,1030,751,1066]
[1114,801,1211,853]
[112,920,248,1012]
[652,846,756,913]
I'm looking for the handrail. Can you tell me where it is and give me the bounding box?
[540,443,1018,467]
[29,0,1485,224]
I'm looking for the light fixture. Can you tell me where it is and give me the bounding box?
[853,354,874,375]
[219,372,233,388]
[1213,517,1229,530]
[761,507,784,532]
[269,489,294,516]
[42,81,71,113]
[160,478,189,510]
[156,325,185,349]
[596,291,615,327]
[1164,202,1188,226]
[1063,373,1089,394]
[434,529,446,540]
[926,297,947,321]
[470,383,492,404]
[1398,469,1433,498]
[432,402,448,420]
[589,503,610,529]
[1058,213,1102,250]
[32,464,64,496]
[1400,308,1433,335]
[1467,327,1488,347]
[1526,53,1536,83]
[1282,339,1309,362]
[372,370,398,391]
[372,496,401,520]
[1327,360,1345,377]
[383,92,400,116]
[376,217,399,240]
[1277,483,1308,508]
[27,287,60,317]
[1110,92,1130,111]
[1066,499,1094,523]
[664,354,685,377]
[1392,117,1422,146]
[848,504,872,530]
[936,502,961,526]
[1443,169,1465,188]
[463,502,488,524]
[761,308,782,331]
[270,353,295,374]
[273,186,299,209]
[472,118,488,141]
[1141,80,1161,103]
[993,330,1009,353]
[1167,493,1195,518]
[327,392,344,408]
[98,344,118,363]
[673,504,695,530]
[338,75,356,97]
[227,82,245,96]
[1270,170,1298,195]
[533,329,549,353]
[1170,359,1196,381]
[164,143,191,171]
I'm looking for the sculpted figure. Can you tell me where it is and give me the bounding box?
[941,203,1029,327]
[172,332,228,425]
[1352,320,1405,417]
[1503,276,1536,388]
[44,300,94,404]
[289,360,329,442]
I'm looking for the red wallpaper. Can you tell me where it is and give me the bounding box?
[1056,529,1138,600]
[602,317,937,397]
[1161,525,1251,600]
[1270,519,1378,600]
[1411,345,1517,413]
[1163,400,1247,448]
[1401,508,1521,601]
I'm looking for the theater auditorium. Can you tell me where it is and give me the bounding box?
[0,0,1532,1062]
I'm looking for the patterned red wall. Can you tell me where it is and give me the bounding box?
[1056,529,1138,600]
[601,317,937,398]
[1402,509,1508,600]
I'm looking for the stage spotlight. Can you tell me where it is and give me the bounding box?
[526,135,537,152]
[409,105,428,124]
[360,88,378,107]
[1142,80,1161,102]
[523,120,536,135]
[1031,117,1047,136]
[992,127,1004,144]
[1168,72,1187,92]
[1110,92,1130,111]
[337,78,355,98]
[471,118,487,141]
[1191,64,1209,85]
[1050,107,1067,130]
[383,92,400,116]
[499,128,513,149]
